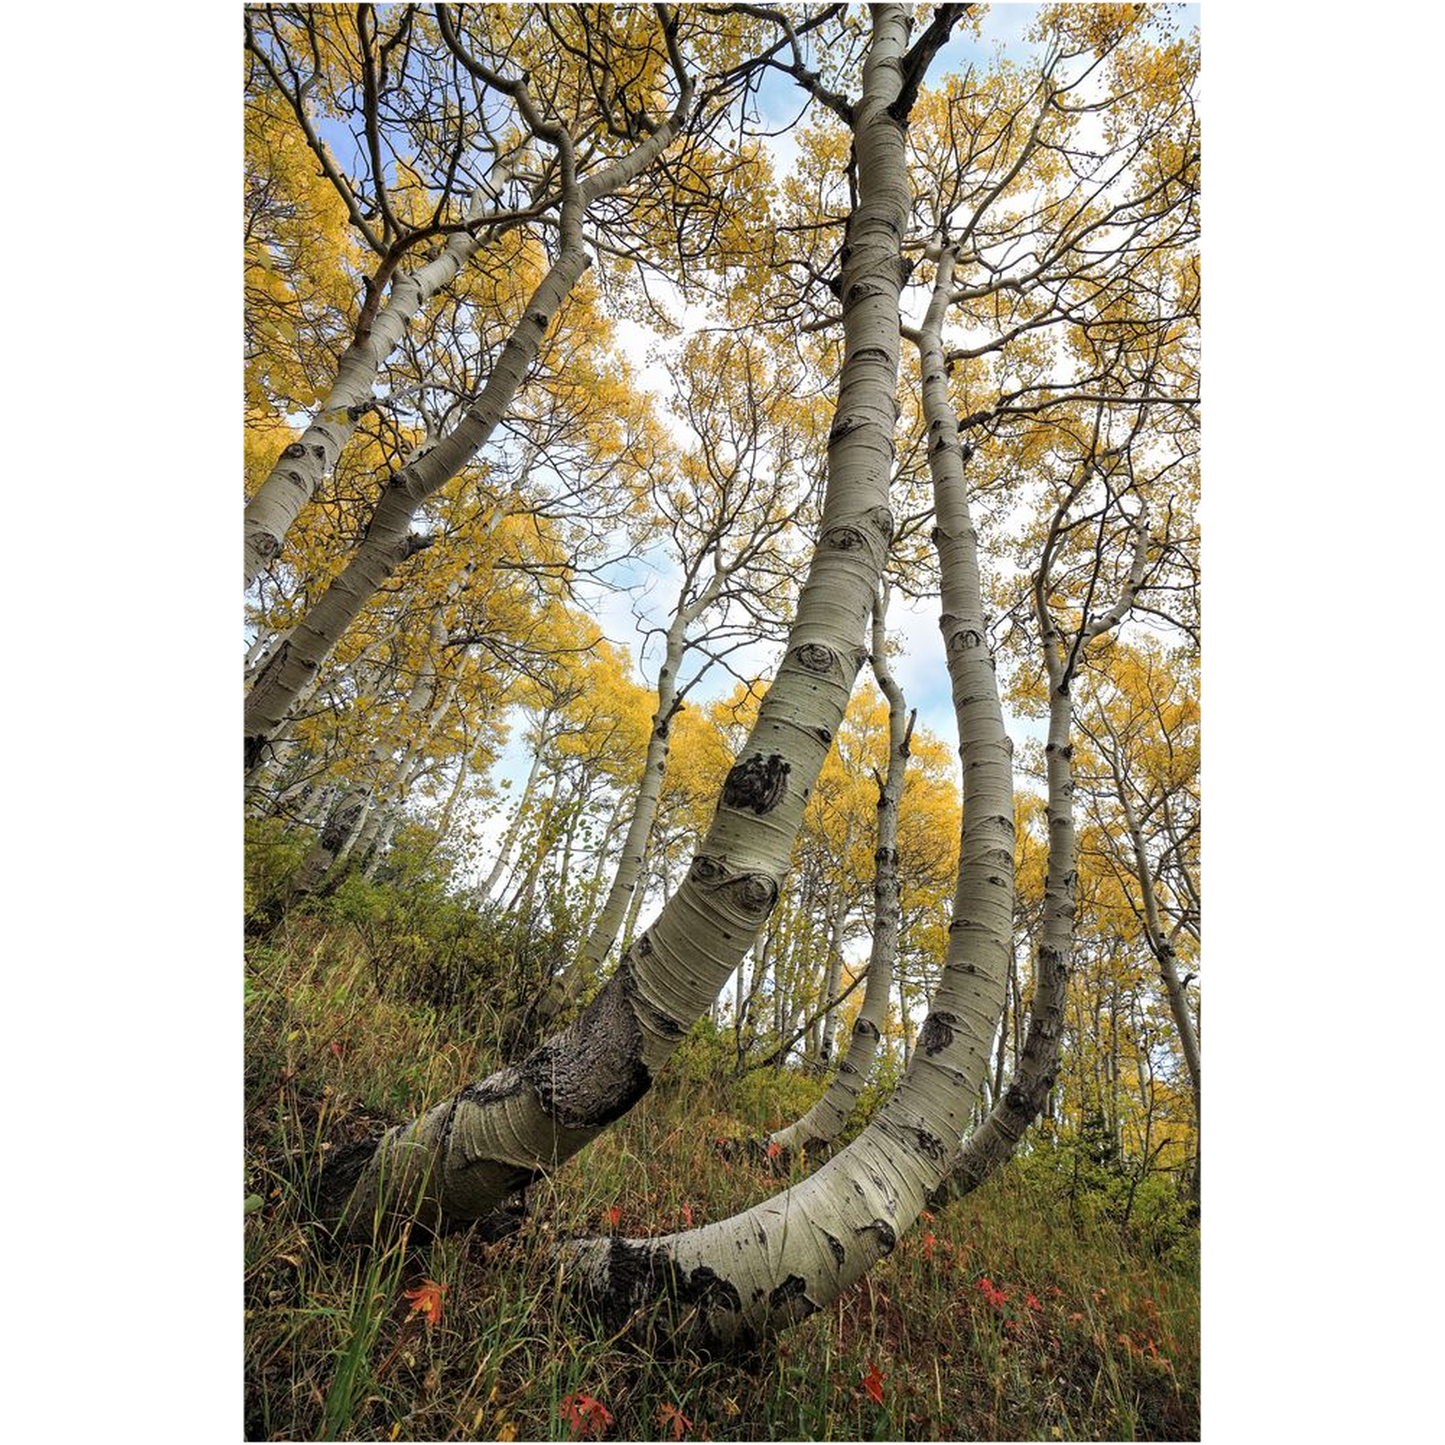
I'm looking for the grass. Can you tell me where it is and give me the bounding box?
[245,921,1199,1441]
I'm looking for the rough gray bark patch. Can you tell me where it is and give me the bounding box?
[596,1238,746,1340]
[917,1010,958,1056]
[315,1132,385,1224]
[519,965,653,1129]
[721,754,791,814]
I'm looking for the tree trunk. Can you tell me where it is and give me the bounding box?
[480,711,551,899]
[288,787,370,905]
[327,2,920,1242]
[580,620,686,968]
[768,589,911,1157]
[931,451,1150,1209]
[243,237,590,767]
[243,163,518,587]
[556,9,1012,1349]
[245,90,696,766]
[1114,756,1202,1188]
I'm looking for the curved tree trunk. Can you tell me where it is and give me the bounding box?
[930,456,1151,1208]
[325,3,923,1243]
[768,587,912,1158]
[1114,760,1202,1202]
[553,8,1015,1349]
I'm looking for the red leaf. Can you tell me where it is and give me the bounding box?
[861,1362,885,1405]
[561,1393,613,1439]
[657,1402,693,1440]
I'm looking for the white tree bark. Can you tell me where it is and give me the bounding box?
[580,602,697,969]
[243,161,518,588]
[933,476,1150,1207]
[479,709,552,900]
[768,587,911,1157]
[325,3,925,1244]
[245,72,695,768]
[288,786,370,903]
[1106,741,1201,1199]
[549,8,1014,1349]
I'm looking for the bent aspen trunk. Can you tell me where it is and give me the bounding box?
[326,4,917,1243]
[932,499,1150,1208]
[554,10,1016,1349]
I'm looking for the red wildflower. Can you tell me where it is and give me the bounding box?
[402,1279,447,1327]
[922,1232,936,1261]
[681,1203,694,1228]
[607,1205,621,1232]
[561,1392,613,1439]
[1026,1294,1042,1311]
[860,1363,885,1405]
[766,1141,782,1159]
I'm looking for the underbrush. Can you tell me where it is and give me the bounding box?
[245,925,1199,1441]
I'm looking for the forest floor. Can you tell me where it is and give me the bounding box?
[244,924,1200,1442]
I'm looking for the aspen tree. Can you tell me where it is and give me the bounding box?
[245,5,699,767]
[324,1,971,1245]
[766,584,912,1158]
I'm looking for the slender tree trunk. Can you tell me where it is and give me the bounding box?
[1114,756,1202,1189]
[288,787,370,904]
[578,788,630,933]
[243,244,589,767]
[242,163,517,586]
[932,472,1149,1209]
[898,976,914,1069]
[434,754,469,840]
[341,804,385,882]
[245,88,696,766]
[816,861,852,1067]
[557,8,1011,1349]
[580,621,686,967]
[991,959,1012,1104]
[769,589,912,1157]
[327,3,922,1242]
[360,814,398,881]
[810,892,846,1072]
[617,840,652,958]
[480,711,551,899]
